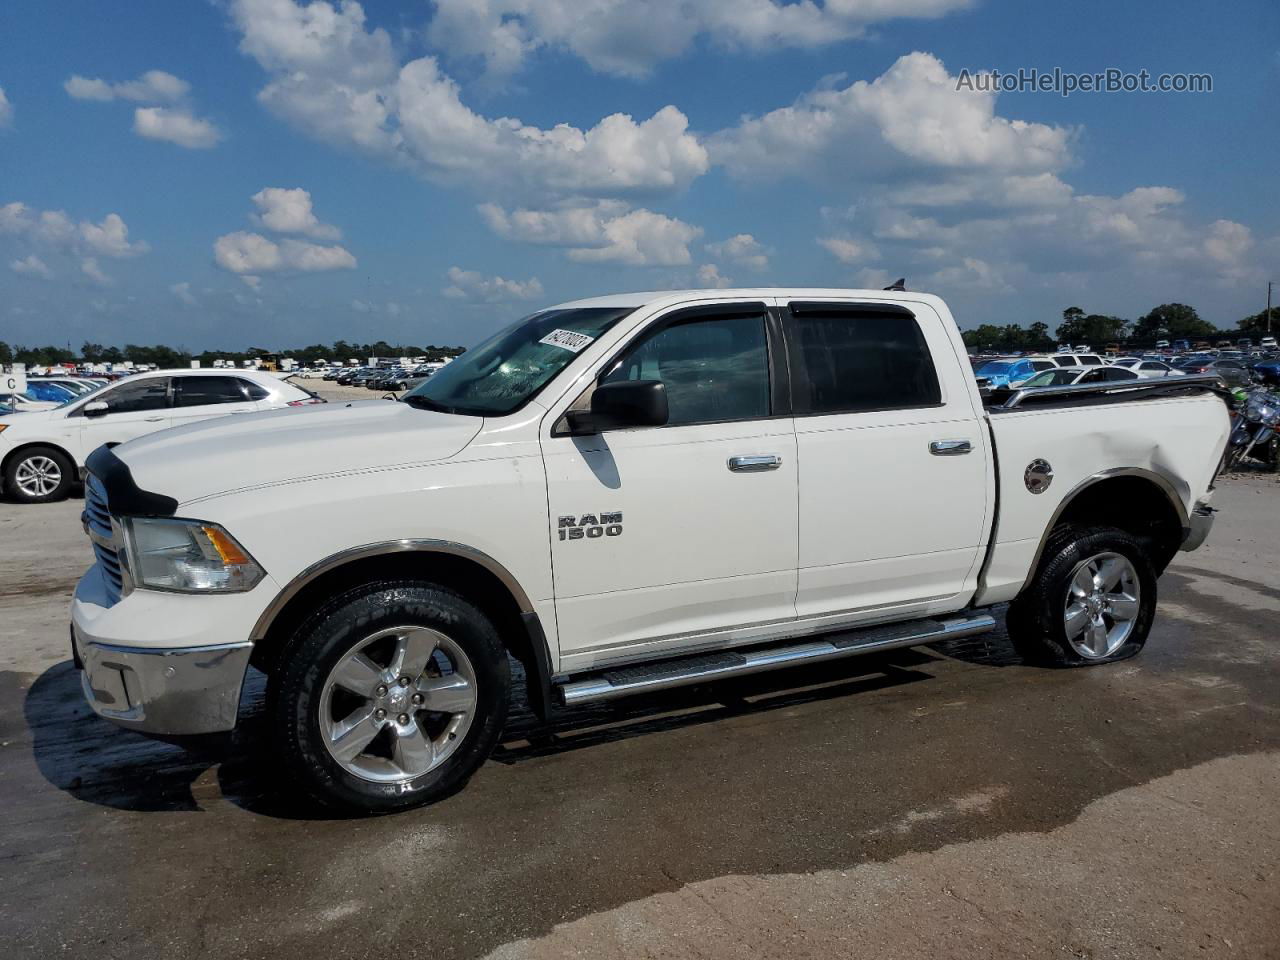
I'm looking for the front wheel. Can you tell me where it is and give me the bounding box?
[270,580,510,812]
[4,446,75,503]
[1007,525,1158,667]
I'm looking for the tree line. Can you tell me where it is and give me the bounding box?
[962,303,1276,351]
[0,339,466,368]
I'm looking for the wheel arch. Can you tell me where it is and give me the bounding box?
[1022,468,1188,588]
[249,540,555,719]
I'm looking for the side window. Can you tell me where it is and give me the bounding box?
[99,377,169,413]
[1104,368,1133,381]
[1033,361,1055,371]
[173,376,249,408]
[1078,355,1101,366]
[600,312,770,426]
[1080,369,1107,383]
[786,309,941,415]
[1139,362,1163,371]
[240,379,270,401]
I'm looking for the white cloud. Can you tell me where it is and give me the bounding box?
[428,0,972,83]
[0,86,12,128]
[81,257,112,286]
[481,201,701,265]
[1203,219,1253,265]
[213,230,356,274]
[10,254,53,279]
[0,202,148,259]
[251,187,340,238]
[79,212,149,257]
[696,263,732,289]
[567,209,702,266]
[170,281,198,305]
[443,266,544,302]
[240,274,262,291]
[229,1,709,203]
[818,235,879,264]
[705,233,768,270]
[711,52,1071,186]
[134,107,222,148]
[64,69,190,103]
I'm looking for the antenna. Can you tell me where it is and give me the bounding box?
[883,278,906,292]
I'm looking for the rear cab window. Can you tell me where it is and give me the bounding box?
[783,303,941,415]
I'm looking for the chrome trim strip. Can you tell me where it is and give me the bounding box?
[557,613,996,705]
[999,374,1225,410]
[249,539,536,641]
[1014,466,1190,595]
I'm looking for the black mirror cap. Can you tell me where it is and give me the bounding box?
[589,379,669,431]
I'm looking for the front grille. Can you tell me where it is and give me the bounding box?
[85,475,123,606]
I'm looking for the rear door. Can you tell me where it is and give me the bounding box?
[169,375,262,428]
[781,299,992,624]
[543,302,798,670]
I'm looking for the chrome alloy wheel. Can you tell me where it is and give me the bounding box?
[318,626,478,783]
[14,455,62,498]
[1063,551,1140,659]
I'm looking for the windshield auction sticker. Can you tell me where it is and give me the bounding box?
[539,329,595,353]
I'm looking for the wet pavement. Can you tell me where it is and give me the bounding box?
[1,472,1277,959]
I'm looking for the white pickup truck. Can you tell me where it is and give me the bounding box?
[71,289,1230,812]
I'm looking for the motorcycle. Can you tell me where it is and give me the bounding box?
[1225,385,1280,472]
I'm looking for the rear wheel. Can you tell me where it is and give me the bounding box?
[271,580,509,812]
[4,446,74,503]
[1007,525,1157,666]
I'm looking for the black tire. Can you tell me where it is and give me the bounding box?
[1006,524,1158,667]
[4,445,75,503]
[270,580,510,813]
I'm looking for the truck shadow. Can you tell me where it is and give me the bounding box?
[20,624,1024,819]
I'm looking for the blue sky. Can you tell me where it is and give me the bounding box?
[1,0,1277,351]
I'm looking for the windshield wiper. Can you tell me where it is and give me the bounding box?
[401,394,454,413]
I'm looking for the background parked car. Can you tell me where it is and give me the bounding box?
[1110,358,1186,378]
[1019,365,1141,388]
[0,369,322,503]
[973,357,1059,388]
[1180,358,1252,388]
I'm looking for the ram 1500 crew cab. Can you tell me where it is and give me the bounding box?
[71,289,1230,811]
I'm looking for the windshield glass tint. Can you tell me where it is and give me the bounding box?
[404,307,634,416]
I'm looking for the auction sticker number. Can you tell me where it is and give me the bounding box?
[539,329,595,353]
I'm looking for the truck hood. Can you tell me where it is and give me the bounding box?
[113,399,483,505]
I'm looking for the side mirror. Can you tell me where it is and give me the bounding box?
[587,380,668,432]
[83,401,109,418]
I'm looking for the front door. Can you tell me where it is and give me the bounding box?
[70,376,172,461]
[542,304,798,672]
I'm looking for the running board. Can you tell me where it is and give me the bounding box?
[555,612,996,706]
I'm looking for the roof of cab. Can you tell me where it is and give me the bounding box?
[546,288,942,312]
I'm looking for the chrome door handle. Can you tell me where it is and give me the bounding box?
[929,439,972,456]
[728,455,782,472]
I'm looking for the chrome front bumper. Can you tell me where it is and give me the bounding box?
[73,627,253,735]
[1180,500,1216,553]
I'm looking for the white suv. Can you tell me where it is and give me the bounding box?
[0,368,319,503]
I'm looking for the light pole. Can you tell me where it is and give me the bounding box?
[1267,281,1274,335]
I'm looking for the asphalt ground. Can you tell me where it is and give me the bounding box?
[1,406,1277,959]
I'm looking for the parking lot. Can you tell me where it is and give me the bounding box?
[0,438,1275,958]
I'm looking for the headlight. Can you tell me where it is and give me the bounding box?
[121,518,264,593]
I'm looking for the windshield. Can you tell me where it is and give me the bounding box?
[975,360,1012,376]
[403,307,635,416]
